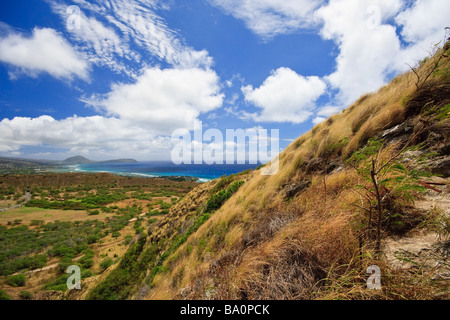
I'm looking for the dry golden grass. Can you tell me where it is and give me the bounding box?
[144,166,364,299]
[0,266,61,300]
[0,207,114,226]
[314,254,447,300]
[281,48,450,163]
[141,48,450,300]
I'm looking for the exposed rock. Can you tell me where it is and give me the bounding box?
[401,150,424,161]
[330,165,344,174]
[179,286,191,298]
[324,161,340,174]
[283,180,311,200]
[302,157,341,175]
[425,156,450,178]
[304,158,324,173]
[135,285,151,300]
[378,120,414,145]
[34,290,64,300]
[437,143,450,156]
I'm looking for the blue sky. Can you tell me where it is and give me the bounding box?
[0,0,448,161]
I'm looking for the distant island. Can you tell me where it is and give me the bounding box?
[61,156,138,165]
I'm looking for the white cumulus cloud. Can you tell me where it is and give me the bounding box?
[242,67,326,123]
[85,67,224,135]
[0,115,175,160]
[315,0,404,105]
[396,0,450,65]
[0,27,89,81]
[315,0,449,107]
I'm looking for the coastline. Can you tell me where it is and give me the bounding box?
[44,161,261,182]
[45,165,204,182]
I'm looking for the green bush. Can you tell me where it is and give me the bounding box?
[78,256,94,269]
[50,243,78,258]
[19,291,33,300]
[82,248,95,257]
[88,236,150,300]
[112,231,121,238]
[43,274,70,291]
[58,257,73,273]
[0,289,12,300]
[81,269,95,279]
[159,202,171,210]
[30,220,44,226]
[133,221,142,229]
[88,210,100,216]
[205,181,244,213]
[124,234,133,245]
[100,257,114,271]
[86,234,100,244]
[0,254,47,276]
[7,274,26,287]
[101,206,115,213]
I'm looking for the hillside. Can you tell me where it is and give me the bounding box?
[0,173,198,300]
[0,156,138,175]
[62,156,138,164]
[71,44,450,300]
[62,156,94,164]
[0,157,57,174]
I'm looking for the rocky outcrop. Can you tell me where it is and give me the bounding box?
[303,158,341,174]
[426,156,450,177]
[378,120,414,146]
[282,180,311,200]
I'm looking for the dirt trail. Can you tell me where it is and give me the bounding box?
[415,191,450,216]
[383,178,449,283]
[0,192,31,212]
[24,254,85,275]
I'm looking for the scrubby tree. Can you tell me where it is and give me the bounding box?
[7,274,26,287]
[347,138,429,253]
[100,257,114,271]
[19,291,33,300]
[0,289,12,300]
[407,28,450,90]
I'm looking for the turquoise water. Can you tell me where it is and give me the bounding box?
[59,161,261,181]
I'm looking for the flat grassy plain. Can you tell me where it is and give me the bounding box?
[0,207,115,226]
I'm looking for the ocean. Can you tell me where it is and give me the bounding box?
[59,162,261,182]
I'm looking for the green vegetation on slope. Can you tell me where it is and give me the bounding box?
[134,42,450,300]
[0,173,197,298]
[87,179,246,300]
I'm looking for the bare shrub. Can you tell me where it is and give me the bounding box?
[239,240,326,300]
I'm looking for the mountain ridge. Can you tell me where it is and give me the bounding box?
[61,156,138,164]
